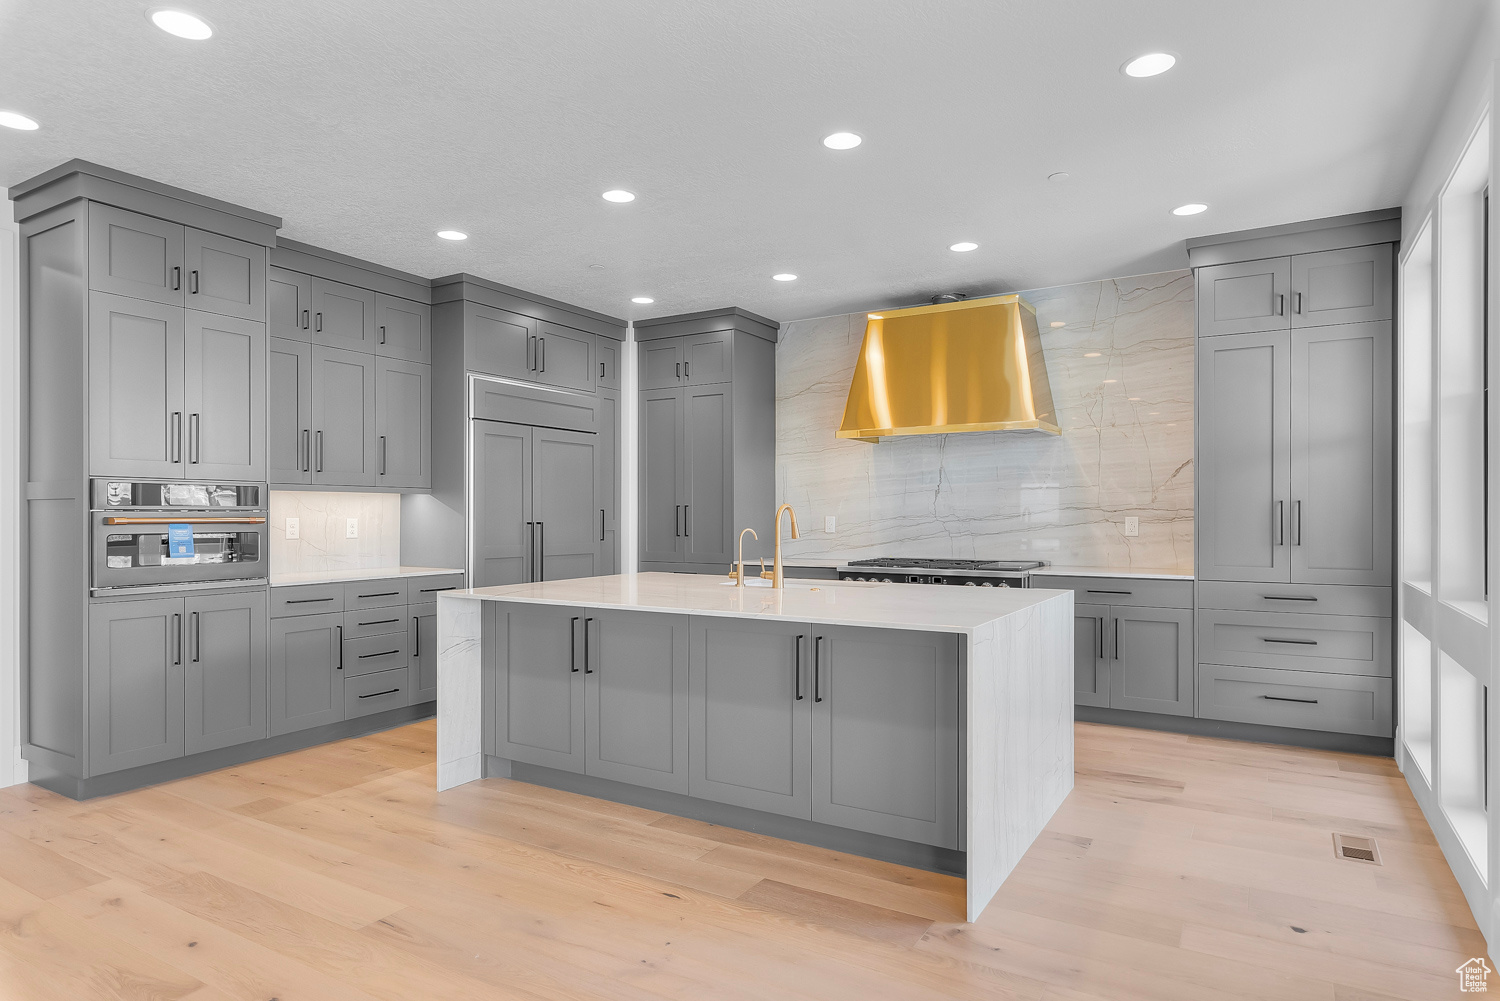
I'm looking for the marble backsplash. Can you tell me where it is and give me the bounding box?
[774,270,1195,569]
[268,491,402,573]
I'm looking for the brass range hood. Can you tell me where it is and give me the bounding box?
[836,294,1059,442]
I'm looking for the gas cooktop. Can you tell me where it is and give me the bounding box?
[836,557,1047,587]
[844,557,1047,572]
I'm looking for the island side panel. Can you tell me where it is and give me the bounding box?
[965,590,1075,921]
[437,593,484,790]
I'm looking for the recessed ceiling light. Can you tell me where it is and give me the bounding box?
[631,297,654,304]
[823,132,862,150]
[0,111,39,131]
[949,242,979,253]
[150,9,213,39]
[1049,321,1066,328]
[602,189,635,203]
[1123,52,1175,78]
[1048,171,1070,182]
[772,273,798,282]
[1172,203,1208,216]
[436,230,467,241]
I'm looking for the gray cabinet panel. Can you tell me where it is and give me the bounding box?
[88,598,184,774]
[533,426,599,582]
[597,391,618,575]
[269,611,344,735]
[183,228,265,321]
[684,330,732,385]
[268,267,313,342]
[1196,580,1392,617]
[1109,606,1194,716]
[407,574,465,600]
[1197,663,1392,736]
[684,385,733,566]
[312,346,377,486]
[584,610,689,793]
[345,667,410,717]
[376,358,431,490]
[1029,575,1193,609]
[640,340,684,389]
[375,294,430,363]
[88,292,185,478]
[639,388,685,563]
[87,204,184,306]
[1072,602,1110,708]
[311,277,378,353]
[269,582,344,617]
[468,305,536,381]
[342,607,408,640]
[472,420,533,587]
[268,337,313,484]
[1197,329,1291,582]
[184,590,267,755]
[1197,607,1390,677]
[536,321,595,393]
[1291,245,1393,328]
[811,625,959,849]
[342,630,410,679]
[1196,257,1290,336]
[487,603,585,772]
[1290,322,1392,585]
[597,339,620,390]
[183,311,265,480]
[344,578,408,610]
[409,600,438,703]
[688,618,811,818]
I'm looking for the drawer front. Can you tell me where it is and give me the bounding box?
[1197,580,1392,617]
[342,630,409,678]
[1030,575,1193,609]
[343,607,408,640]
[344,578,408,611]
[405,573,465,601]
[1197,664,1392,736]
[270,583,346,618]
[344,667,410,718]
[1197,608,1390,677]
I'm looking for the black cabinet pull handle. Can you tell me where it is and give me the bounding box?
[571,616,580,673]
[358,618,399,627]
[1098,616,1105,660]
[188,413,200,464]
[684,361,690,378]
[684,505,689,537]
[1086,589,1131,595]
[301,428,310,472]
[1274,500,1284,546]
[1293,291,1302,314]
[172,613,182,666]
[171,412,183,463]
[301,309,310,330]
[813,636,823,702]
[527,335,534,371]
[1262,595,1317,602]
[358,649,401,659]
[358,591,401,599]
[379,436,387,476]
[537,522,544,581]
[600,509,605,542]
[315,430,323,472]
[379,324,387,345]
[412,616,420,659]
[599,361,605,378]
[795,634,804,700]
[1262,637,1318,646]
[171,266,181,290]
[676,361,681,379]
[539,337,545,372]
[358,688,401,699]
[315,312,323,333]
[190,611,200,663]
[1262,694,1318,704]
[1114,618,1120,660]
[1293,500,1303,547]
[189,269,199,294]
[336,626,344,669]
[1274,292,1284,315]
[675,506,681,537]
[419,586,457,594]
[286,597,332,604]
[583,617,593,674]
[526,521,535,581]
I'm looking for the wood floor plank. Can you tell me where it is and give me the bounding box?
[737,878,935,946]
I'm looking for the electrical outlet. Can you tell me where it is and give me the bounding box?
[825,515,836,533]
[1124,517,1140,537]
[346,518,358,539]
[285,517,300,540]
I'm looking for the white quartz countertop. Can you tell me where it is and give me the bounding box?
[1031,566,1193,581]
[270,566,463,588]
[446,571,1068,634]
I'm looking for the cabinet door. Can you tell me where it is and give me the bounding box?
[312,346,377,486]
[183,228,265,321]
[311,277,378,352]
[268,267,313,342]
[639,388,685,563]
[1197,257,1291,337]
[533,426,599,581]
[472,420,533,586]
[1291,321,1392,585]
[375,358,431,490]
[184,590,267,754]
[269,612,344,735]
[684,330,732,385]
[811,626,960,849]
[88,597,184,774]
[584,610,689,793]
[683,384,733,566]
[88,292,185,478]
[1109,606,1194,716]
[1072,602,1110,708]
[183,311,265,481]
[268,337,313,485]
[596,391,618,575]
[1197,330,1292,582]
[535,321,595,393]
[1291,245,1392,328]
[409,600,438,704]
[375,294,430,363]
[597,339,620,390]
[639,339,684,390]
[467,305,536,381]
[87,204,184,306]
[487,602,584,773]
[688,618,811,818]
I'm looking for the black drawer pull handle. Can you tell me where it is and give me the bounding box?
[358,618,400,627]
[419,586,457,593]
[1086,589,1132,595]
[1262,694,1319,704]
[358,688,401,699]
[1261,595,1318,602]
[1262,637,1319,646]
[358,649,401,659]
[286,597,333,604]
[357,591,401,598]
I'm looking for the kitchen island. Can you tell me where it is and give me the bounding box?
[436,572,1073,921]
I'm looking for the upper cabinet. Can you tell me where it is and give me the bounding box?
[375,293,430,363]
[463,304,597,393]
[1196,244,1392,337]
[268,266,313,340]
[639,330,734,389]
[311,277,378,352]
[182,228,266,321]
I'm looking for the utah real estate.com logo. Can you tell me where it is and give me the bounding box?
[1459,958,1492,992]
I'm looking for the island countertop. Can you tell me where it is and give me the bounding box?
[448,571,1067,634]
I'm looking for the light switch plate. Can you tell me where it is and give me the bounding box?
[1124,517,1139,537]
[285,517,300,540]
[346,518,358,539]
[825,515,836,533]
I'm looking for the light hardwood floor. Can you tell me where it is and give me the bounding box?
[0,721,1486,1000]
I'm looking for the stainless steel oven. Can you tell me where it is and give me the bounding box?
[90,479,268,594]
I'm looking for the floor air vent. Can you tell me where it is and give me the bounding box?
[1332,833,1381,865]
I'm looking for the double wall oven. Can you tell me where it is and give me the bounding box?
[91,479,268,595]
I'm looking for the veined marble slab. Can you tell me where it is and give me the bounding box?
[436,572,1075,922]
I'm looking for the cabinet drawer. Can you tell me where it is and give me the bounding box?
[406,573,465,600]
[344,579,407,611]
[343,608,407,639]
[342,631,409,678]
[1197,664,1392,737]
[1197,580,1392,617]
[344,667,410,718]
[1030,575,1192,609]
[1198,608,1390,677]
[270,583,345,618]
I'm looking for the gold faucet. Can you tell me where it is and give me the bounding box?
[769,504,800,588]
[731,528,759,586]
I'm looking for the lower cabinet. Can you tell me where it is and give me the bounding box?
[1071,603,1110,708]
[1111,607,1194,716]
[184,590,268,755]
[269,611,344,735]
[409,600,438,703]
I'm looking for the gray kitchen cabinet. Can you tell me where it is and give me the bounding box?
[486,603,586,773]
[684,384,733,566]
[88,204,185,306]
[268,266,313,342]
[345,669,410,717]
[1290,245,1392,328]
[533,426,600,581]
[467,304,537,382]
[268,611,344,736]
[535,321,595,393]
[311,277,379,353]
[596,391,618,575]
[182,228,266,322]
[88,598,185,774]
[409,600,438,703]
[342,631,409,679]
[688,618,812,818]
[183,310,265,480]
[1109,606,1194,716]
[375,358,431,490]
[640,339,685,390]
[88,292,185,478]
[811,625,960,849]
[583,610,690,793]
[375,294,430,363]
[1196,257,1291,337]
[1197,663,1392,737]
[312,345,378,487]
[268,337,313,484]
[684,330,733,385]
[639,387,686,563]
[183,590,267,755]
[473,420,535,587]
[597,339,620,390]
[1071,602,1110,708]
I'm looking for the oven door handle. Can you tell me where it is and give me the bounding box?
[103,517,267,525]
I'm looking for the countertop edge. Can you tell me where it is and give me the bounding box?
[270,566,464,588]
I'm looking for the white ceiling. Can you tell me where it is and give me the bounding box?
[0,0,1487,322]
